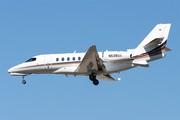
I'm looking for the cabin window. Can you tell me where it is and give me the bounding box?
[73,57,75,61]
[67,57,70,61]
[62,57,64,61]
[56,58,59,61]
[26,57,36,62]
[78,57,81,61]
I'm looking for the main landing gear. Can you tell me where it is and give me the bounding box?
[89,75,99,85]
[22,76,26,84]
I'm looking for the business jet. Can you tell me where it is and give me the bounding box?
[8,24,171,85]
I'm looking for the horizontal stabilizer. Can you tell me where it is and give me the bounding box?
[132,60,149,67]
[165,47,172,51]
[144,37,164,48]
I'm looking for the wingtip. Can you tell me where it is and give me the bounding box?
[115,78,121,81]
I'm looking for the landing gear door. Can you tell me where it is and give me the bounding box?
[44,55,52,70]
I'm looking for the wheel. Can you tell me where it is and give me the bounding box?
[93,80,99,85]
[22,80,26,84]
[89,75,96,81]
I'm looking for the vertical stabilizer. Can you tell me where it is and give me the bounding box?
[136,24,171,54]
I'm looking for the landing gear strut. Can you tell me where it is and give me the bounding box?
[22,76,26,84]
[89,75,99,85]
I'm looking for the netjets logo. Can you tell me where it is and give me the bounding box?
[109,54,122,57]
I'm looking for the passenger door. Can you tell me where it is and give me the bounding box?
[44,55,52,70]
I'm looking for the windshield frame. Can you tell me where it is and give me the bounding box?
[25,57,37,62]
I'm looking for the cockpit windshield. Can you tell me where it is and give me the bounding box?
[26,57,36,62]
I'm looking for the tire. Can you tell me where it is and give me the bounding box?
[22,80,26,84]
[93,80,99,85]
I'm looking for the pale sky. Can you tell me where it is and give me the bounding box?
[1,0,180,120]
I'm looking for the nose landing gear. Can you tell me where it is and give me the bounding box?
[22,76,26,84]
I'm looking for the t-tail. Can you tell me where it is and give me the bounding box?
[129,24,171,67]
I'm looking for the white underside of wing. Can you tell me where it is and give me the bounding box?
[74,45,121,82]
[96,74,121,81]
[75,45,107,74]
[75,45,98,74]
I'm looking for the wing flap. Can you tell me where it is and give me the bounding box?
[96,74,121,81]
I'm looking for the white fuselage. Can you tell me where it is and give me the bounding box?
[8,50,164,77]
[7,24,171,85]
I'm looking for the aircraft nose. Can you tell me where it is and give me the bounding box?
[8,67,14,73]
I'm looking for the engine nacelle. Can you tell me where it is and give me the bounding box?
[103,51,132,60]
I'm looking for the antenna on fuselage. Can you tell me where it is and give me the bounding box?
[73,50,76,53]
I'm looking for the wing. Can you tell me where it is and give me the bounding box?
[75,45,107,74]
[75,45,120,81]
[96,74,121,81]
